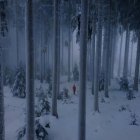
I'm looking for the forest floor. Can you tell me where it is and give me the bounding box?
[4,79,140,140]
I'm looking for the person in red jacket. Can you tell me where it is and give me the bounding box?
[73,84,76,95]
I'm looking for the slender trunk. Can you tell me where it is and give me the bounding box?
[94,0,102,112]
[60,1,64,75]
[0,48,5,140]
[57,6,61,101]
[40,14,43,83]
[52,0,60,118]
[102,27,106,74]
[118,30,123,77]
[104,0,111,98]
[108,25,113,85]
[25,0,35,140]
[130,41,134,76]
[78,0,88,140]
[68,1,71,82]
[123,24,130,79]
[44,52,45,79]
[92,13,96,95]
[71,32,74,72]
[133,34,140,91]
[111,26,117,78]
[15,0,19,67]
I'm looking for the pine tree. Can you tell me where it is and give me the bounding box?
[12,65,26,98]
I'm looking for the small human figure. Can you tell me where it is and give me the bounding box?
[73,84,76,95]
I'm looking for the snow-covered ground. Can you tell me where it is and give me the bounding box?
[4,80,140,140]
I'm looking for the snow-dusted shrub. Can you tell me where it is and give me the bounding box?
[130,113,139,126]
[11,65,26,98]
[17,119,50,140]
[126,89,135,100]
[57,88,69,100]
[119,77,129,91]
[47,82,52,97]
[35,120,50,140]
[45,68,52,83]
[119,105,127,112]
[72,64,79,81]
[99,73,104,91]
[35,86,50,117]
[3,67,14,87]
[17,127,26,140]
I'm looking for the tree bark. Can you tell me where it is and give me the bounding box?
[68,0,71,82]
[91,12,96,95]
[78,0,88,140]
[15,0,19,67]
[94,0,103,111]
[130,40,134,76]
[52,0,60,118]
[25,0,35,140]
[118,29,123,77]
[133,33,140,91]
[123,24,130,79]
[104,0,111,98]
[0,48,5,140]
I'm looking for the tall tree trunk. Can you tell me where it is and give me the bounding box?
[108,25,113,85]
[25,0,35,140]
[68,1,71,82]
[123,24,130,79]
[60,1,64,75]
[92,12,96,95]
[111,26,117,78]
[104,0,111,98]
[78,0,88,140]
[118,29,123,77]
[94,0,103,112]
[40,13,43,83]
[52,0,60,118]
[0,48,5,140]
[130,40,134,76]
[15,0,19,67]
[102,28,106,74]
[133,33,140,91]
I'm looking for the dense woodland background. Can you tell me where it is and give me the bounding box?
[0,0,140,140]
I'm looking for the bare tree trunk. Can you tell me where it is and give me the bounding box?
[123,24,130,79]
[130,40,134,76]
[15,0,19,67]
[94,0,103,112]
[52,0,60,118]
[0,48,5,140]
[25,0,35,140]
[108,25,113,85]
[104,0,111,98]
[92,12,96,95]
[68,1,71,82]
[133,33,140,91]
[60,1,64,75]
[78,0,88,140]
[118,29,123,77]
[57,6,61,103]
[40,13,43,83]
[111,26,117,78]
